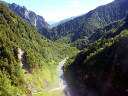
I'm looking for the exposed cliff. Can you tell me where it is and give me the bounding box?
[0,0,50,29]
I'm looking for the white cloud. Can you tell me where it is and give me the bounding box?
[68,1,81,7]
[41,8,88,22]
[106,0,114,3]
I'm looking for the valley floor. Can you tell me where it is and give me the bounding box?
[18,48,99,96]
[32,58,68,96]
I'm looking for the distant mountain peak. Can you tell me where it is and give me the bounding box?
[0,1,50,29]
[50,16,76,27]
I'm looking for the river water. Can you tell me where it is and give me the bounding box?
[55,58,71,96]
[56,58,99,96]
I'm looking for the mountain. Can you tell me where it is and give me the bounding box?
[64,15,128,96]
[50,16,76,27]
[0,3,78,96]
[48,21,58,26]
[38,0,128,49]
[72,19,124,49]
[0,0,50,29]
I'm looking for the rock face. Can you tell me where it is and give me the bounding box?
[0,1,50,29]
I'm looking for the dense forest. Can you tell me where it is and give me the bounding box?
[38,0,128,49]
[0,3,78,96]
[64,15,128,96]
[1,0,128,96]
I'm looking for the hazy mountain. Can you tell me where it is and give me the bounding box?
[48,21,58,26]
[50,16,76,27]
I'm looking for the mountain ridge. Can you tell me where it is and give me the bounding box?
[0,0,50,29]
[38,0,128,50]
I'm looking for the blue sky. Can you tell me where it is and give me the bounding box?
[2,0,114,22]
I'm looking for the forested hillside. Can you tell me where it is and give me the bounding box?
[0,0,50,29]
[1,0,128,96]
[38,0,128,49]
[64,15,128,96]
[0,3,78,96]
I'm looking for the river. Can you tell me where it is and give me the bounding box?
[55,58,99,96]
[55,57,71,96]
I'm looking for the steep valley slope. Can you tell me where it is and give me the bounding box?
[64,15,128,96]
[0,3,78,96]
[1,0,128,96]
[38,0,128,49]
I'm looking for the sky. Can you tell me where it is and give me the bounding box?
[2,0,114,22]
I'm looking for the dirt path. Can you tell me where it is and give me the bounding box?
[18,48,29,74]
[32,80,63,94]
[18,48,25,66]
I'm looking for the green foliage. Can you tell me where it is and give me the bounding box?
[38,0,128,50]
[64,15,128,95]
[0,76,27,96]
[0,3,78,95]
